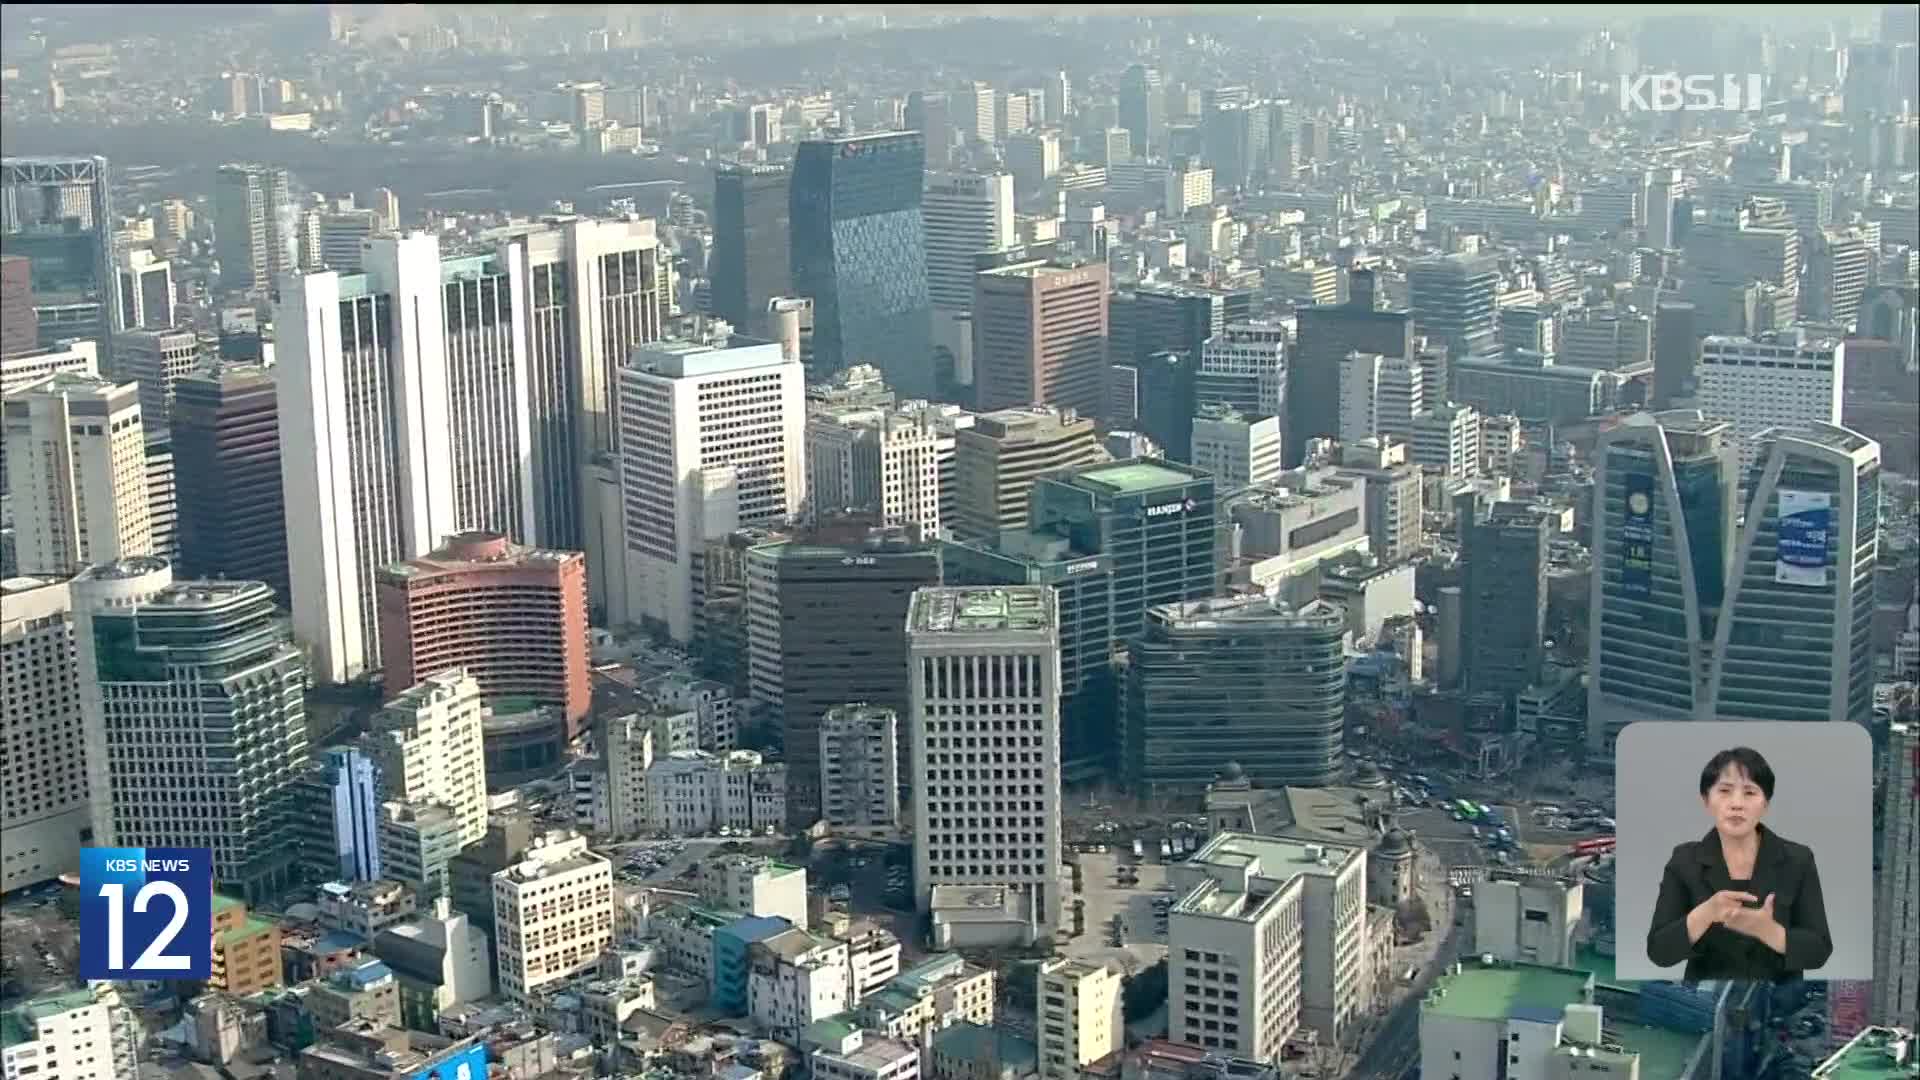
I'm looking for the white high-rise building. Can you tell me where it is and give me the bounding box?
[115,247,176,330]
[1190,405,1283,488]
[818,703,901,831]
[1166,833,1370,1054]
[908,586,1063,930]
[1198,322,1287,419]
[439,244,536,541]
[0,578,90,894]
[616,340,806,642]
[924,172,1016,313]
[806,406,945,537]
[479,216,666,553]
[1696,332,1845,473]
[74,566,310,903]
[1036,959,1123,1080]
[277,234,461,683]
[1337,351,1424,445]
[365,670,490,849]
[2,373,151,576]
[491,830,613,1002]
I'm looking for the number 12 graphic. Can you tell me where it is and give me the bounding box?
[79,847,212,980]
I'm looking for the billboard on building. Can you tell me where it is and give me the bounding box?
[1775,489,1833,587]
[411,1043,487,1080]
[1620,471,1655,597]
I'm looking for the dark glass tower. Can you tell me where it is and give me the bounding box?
[1461,502,1551,705]
[1409,252,1500,360]
[711,163,790,338]
[790,132,932,396]
[172,364,291,606]
[1127,595,1345,791]
[1287,302,1414,466]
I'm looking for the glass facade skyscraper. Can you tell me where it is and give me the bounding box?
[944,459,1217,775]
[1126,595,1345,791]
[791,132,932,396]
[1586,411,1738,753]
[711,163,791,338]
[326,747,382,882]
[1707,423,1880,725]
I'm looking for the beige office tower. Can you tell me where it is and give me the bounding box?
[1873,719,1917,1030]
[971,260,1110,421]
[0,578,91,893]
[1036,958,1123,1079]
[2,373,151,576]
[365,670,491,849]
[214,163,292,293]
[491,831,612,1002]
[908,586,1063,936]
[952,405,1102,541]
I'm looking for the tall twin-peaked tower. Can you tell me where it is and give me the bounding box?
[1587,411,1881,751]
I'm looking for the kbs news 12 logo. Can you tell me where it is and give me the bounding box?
[79,847,213,980]
[1619,73,1765,113]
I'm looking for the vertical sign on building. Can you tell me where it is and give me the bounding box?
[1774,489,1833,587]
[1620,471,1656,597]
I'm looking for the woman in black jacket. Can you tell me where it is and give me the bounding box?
[1645,746,1834,982]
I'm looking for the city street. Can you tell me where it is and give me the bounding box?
[1350,882,1468,1080]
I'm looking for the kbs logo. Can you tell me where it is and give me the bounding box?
[79,846,212,979]
[1620,73,1764,113]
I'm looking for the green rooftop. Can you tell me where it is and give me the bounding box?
[1814,1027,1917,1079]
[1071,460,1198,495]
[212,893,243,915]
[223,914,277,946]
[1,989,101,1049]
[909,587,1052,633]
[1421,960,1595,1022]
[1610,1019,1705,1079]
[802,1016,858,1048]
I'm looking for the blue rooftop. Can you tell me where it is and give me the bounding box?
[721,915,792,943]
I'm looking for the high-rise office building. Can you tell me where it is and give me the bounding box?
[0,578,90,894]
[316,209,380,272]
[1461,503,1551,703]
[947,459,1219,769]
[908,586,1064,931]
[1331,439,1423,564]
[323,747,383,882]
[365,670,490,851]
[1682,201,1800,336]
[1202,102,1270,190]
[711,164,791,338]
[1337,351,1424,445]
[2,373,151,575]
[1696,333,1845,473]
[1167,833,1370,1052]
[1875,719,1918,1030]
[115,248,175,331]
[1586,411,1739,753]
[376,532,591,737]
[924,172,1015,314]
[482,216,665,549]
[818,703,902,832]
[1118,66,1166,157]
[952,405,1102,541]
[804,405,946,538]
[439,246,537,541]
[276,234,462,682]
[2,155,115,360]
[1804,228,1873,329]
[214,163,293,294]
[491,831,612,1002]
[1126,595,1345,791]
[615,340,806,642]
[1408,253,1500,360]
[115,327,198,428]
[791,133,932,395]
[1189,405,1282,488]
[0,254,36,356]
[746,526,938,821]
[75,565,309,903]
[1652,301,1699,409]
[1005,132,1061,193]
[171,364,290,604]
[1287,302,1414,466]
[1198,322,1286,420]
[972,259,1109,419]
[904,91,954,169]
[1706,424,1880,725]
[143,431,176,562]
[1,341,96,397]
